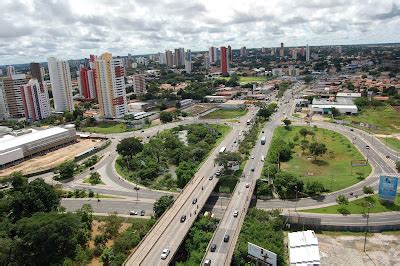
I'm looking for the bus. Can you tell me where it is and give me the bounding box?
[260,136,266,145]
[219,146,226,153]
[246,119,251,125]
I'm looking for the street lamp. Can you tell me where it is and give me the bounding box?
[363,202,374,252]
[365,145,370,163]
[294,185,298,212]
[134,186,139,201]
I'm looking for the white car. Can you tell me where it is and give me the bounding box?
[233,210,239,217]
[246,183,249,188]
[161,248,170,260]
[129,210,138,215]
[251,155,254,159]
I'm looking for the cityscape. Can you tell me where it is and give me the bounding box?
[0,0,400,266]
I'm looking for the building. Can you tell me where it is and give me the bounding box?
[6,66,15,78]
[174,48,185,67]
[219,100,247,109]
[127,102,149,113]
[336,92,361,100]
[310,98,358,115]
[179,99,193,108]
[280,43,285,57]
[132,74,146,94]
[3,74,30,118]
[291,49,298,60]
[306,44,310,62]
[240,46,247,57]
[205,95,227,103]
[0,126,77,167]
[78,67,97,100]
[288,230,320,266]
[165,50,174,68]
[94,52,127,119]
[48,57,74,112]
[0,81,9,120]
[204,53,211,69]
[220,46,229,75]
[20,79,51,122]
[209,46,219,64]
[185,49,192,73]
[228,45,233,62]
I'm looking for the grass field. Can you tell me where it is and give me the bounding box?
[81,123,131,134]
[342,105,400,134]
[202,108,248,119]
[303,194,400,214]
[274,126,372,192]
[220,76,267,84]
[379,137,400,152]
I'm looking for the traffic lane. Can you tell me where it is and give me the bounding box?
[289,212,400,225]
[61,198,155,215]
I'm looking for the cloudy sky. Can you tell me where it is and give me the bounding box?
[1,0,400,64]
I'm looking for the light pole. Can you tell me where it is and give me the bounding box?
[134,186,139,201]
[366,145,370,163]
[294,185,298,212]
[363,202,374,252]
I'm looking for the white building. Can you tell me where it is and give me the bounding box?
[185,49,192,73]
[288,230,320,266]
[48,57,74,112]
[132,74,146,94]
[336,92,362,100]
[311,98,358,115]
[306,44,310,62]
[20,79,51,121]
[94,52,127,119]
[6,66,15,78]
[272,68,283,76]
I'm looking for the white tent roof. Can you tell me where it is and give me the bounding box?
[288,230,321,266]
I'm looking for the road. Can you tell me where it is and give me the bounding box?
[125,108,258,265]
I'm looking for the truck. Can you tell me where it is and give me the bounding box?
[261,136,266,145]
[219,146,226,153]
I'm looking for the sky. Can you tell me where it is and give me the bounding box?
[1,0,400,65]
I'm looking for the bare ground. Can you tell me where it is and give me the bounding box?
[0,138,105,177]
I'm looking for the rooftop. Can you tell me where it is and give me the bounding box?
[288,230,320,266]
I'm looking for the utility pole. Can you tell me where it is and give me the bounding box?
[363,202,374,252]
[134,186,139,201]
[295,185,298,212]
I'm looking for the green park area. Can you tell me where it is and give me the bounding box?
[304,194,400,214]
[341,105,400,135]
[202,108,248,119]
[221,76,267,84]
[81,122,131,134]
[116,124,231,191]
[265,126,371,195]
[379,137,400,152]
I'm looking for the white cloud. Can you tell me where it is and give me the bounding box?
[1,0,400,64]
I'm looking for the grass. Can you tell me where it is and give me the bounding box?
[202,108,248,119]
[81,123,131,134]
[303,194,400,214]
[82,177,106,185]
[341,105,400,134]
[379,137,400,152]
[275,126,372,192]
[219,76,267,84]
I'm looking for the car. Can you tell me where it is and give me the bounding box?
[234,140,237,143]
[215,171,221,176]
[140,210,145,216]
[261,156,265,162]
[210,244,217,252]
[146,136,150,138]
[204,259,211,266]
[245,183,249,188]
[350,129,354,131]
[129,210,138,215]
[223,234,230,242]
[141,130,144,132]
[251,167,255,172]
[180,215,187,223]
[192,198,197,204]
[161,249,170,260]
[386,155,390,158]
[233,210,239,217]
[89,166,95,171]
[251,155,254,159]
[209,176,213,180]
[262,130,264,133]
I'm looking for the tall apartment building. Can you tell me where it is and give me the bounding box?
[48,57,74,112]
[173,48,185,67]
[78,67,96,101]
[209,46,219,64]
[165,50,174,68]
[306,44,310,61]
[94,52,127,119]
[280,43,285,57]
[6,66,15,78]
[3,74,30,118]
[185,49,192,73]
[228,45,233,62]
[204,53,210,69]
[291,48,298,60]
[20,78,51,121]
[220,46,229,75]
[0,81,9,120]
[240,46,247,57]
[132,74,146,94]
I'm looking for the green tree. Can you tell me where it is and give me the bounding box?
[282,118,291,128]
[299,128,309,139]
[336,194,348,205]
[100,247,114,266]
[64,111,74,122]
[103,213,122,239]
[363,186,374,194]
[116,137,143,159]
[308,142,327,161]
[214,152,242,170]
[160,112,173,123]
[273,171,304,199]
[306,181,325,196]
[10,171,27,191]
[153,195,174,218]
[257,108,273,119]
[396,161,400,172]
[56,160,76,180]
[300,139,309,154]
[331,107,340,117]
[89,172,101,185]
[76,204,93,231]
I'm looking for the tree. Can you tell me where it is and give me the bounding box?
[116,137,143,159]
[100,247,115,266]
[153,195,174,218]
[76,204,93,231]
[89,172,101,185]
[214,152,242,170]
[306,181,325,196]
[303,75,313,83]
[363,186,374,194]
[102,213,122,239]
[308,142,327,161]
[64,111,74,122]
[10,171,27,191]
[331,107,340,117]
[300,139,309,154]
[299,128,309,139]
[396,161,400,172]
[257,108,273,119]
[56,160,76,180]
[160,112,173,123]
[336,194,348,205]
[282,118,291,129]
[273,171,304,199]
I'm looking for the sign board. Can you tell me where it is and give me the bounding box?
[378,176,398,203]
[248,242,277,266]
[351,160,368,167]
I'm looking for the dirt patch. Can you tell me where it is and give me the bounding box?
[318,233,400,265]
[0,138,105,177]
[183,103,218,116]
[392,106,400,113]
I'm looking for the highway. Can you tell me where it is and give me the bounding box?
[124,108,258,265]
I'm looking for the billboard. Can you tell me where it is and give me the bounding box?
[351,160,368,167]
[378,176,398,203]
[248,242,277,266]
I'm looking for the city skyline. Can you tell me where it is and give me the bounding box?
[1,0,400,64]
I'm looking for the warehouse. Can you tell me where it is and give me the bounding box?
[0,126,77,167]
[288,230,321,266]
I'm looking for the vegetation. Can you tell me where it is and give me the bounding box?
[85,172,104,185]
[202,108,248,119]
[55,160,76,180]
[277,82,291,98]
[116,124,230,190]
[160,111,173,123]
[380,137,400,152]
[233,209,285,265]
[175,216,218,265]
[153,195,174,218]
[82,122,131,134]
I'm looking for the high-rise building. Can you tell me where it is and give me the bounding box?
[220,46,229,75]
[261,47,267,53]
[228,45,233,62]
[78,67,97,101]
[204,53,210,69]
[306,44,310,61]
[280,43,284,57]
[94,52,127,119]
[209,46,219,64]
[291,49,298,60]
[185,49,192,73]
[20,78,51,121]
[3,74,30,118]
[158,52,167,65]
[300,47,305,57]
[48,57,74,112]
[132,74,146,94]
[0,81,9,120]
[173,48,185,67]
[165,50,173,68]
[240,46,247,57]
[6,66,15,78]
[30,63,44,81]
